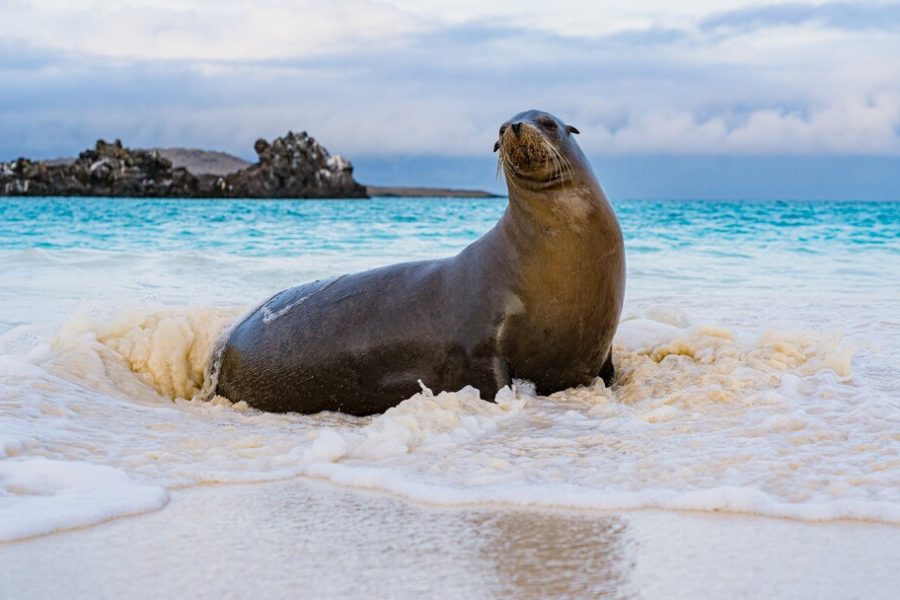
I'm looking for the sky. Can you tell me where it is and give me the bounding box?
[2,0,899,198]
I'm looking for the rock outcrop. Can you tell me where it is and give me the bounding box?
[0,140,198,197]
[215,131,366,198]
[1,132,367,199]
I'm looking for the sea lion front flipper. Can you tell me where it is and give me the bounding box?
[599,352,615,387]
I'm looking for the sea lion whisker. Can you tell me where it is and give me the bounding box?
[553,144,574,183]
[499,150,526,193]
[554,142,574,182]
[543,141,568,185]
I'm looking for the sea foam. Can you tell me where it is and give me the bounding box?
[1,302,897,542]
[0,459,169,541]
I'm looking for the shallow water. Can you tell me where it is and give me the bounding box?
[1,196,899,540]
[6,478,899,600]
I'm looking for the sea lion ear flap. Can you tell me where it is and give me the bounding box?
[566,125,580,135]
[493,140,501,152]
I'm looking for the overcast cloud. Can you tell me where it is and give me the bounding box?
[1,0,899,160]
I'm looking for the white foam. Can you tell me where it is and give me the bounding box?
[0,459,169,542]
[2,302,898,536]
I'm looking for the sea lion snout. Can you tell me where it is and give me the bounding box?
[496,118,557,179]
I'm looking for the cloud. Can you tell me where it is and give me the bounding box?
[0,1,899,160]
[0,0,420,61]
[702,1,900,33]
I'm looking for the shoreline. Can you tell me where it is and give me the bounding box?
[2,477,897,599]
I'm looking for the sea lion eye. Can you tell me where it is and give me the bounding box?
[538,118,557,130]
[499,124,509,136]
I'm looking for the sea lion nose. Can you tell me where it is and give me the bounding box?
[511,122,522,136]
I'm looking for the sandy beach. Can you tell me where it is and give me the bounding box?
[2,477,897,599]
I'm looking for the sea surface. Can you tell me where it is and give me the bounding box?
[0,196,898,541]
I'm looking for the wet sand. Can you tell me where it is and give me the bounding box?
[2,477,897,599]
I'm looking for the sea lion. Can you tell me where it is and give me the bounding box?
[213,109,625,415]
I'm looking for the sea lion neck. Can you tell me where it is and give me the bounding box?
[489,174,624,301]
[503,174,610,238]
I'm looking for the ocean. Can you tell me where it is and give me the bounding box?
[1,196,898,541]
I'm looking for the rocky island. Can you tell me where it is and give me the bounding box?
[0,131,368,198]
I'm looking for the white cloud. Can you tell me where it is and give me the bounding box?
[0,0,419,60]
[1,1,899,158]
[382,0,766,35]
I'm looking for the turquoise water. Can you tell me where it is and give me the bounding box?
[1,195,899,538]
[1,197,897,256]
[3,196,895,331]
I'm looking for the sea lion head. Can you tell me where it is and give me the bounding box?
[494,109,582,191]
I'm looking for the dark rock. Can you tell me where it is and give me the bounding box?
[1,132,368,199]
[215,131,367,198]
[0,140,199,197]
